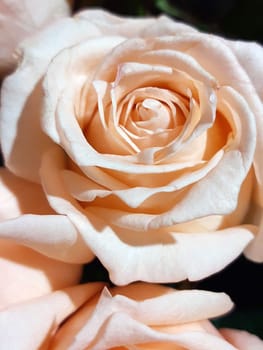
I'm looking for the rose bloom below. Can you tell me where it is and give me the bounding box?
[0,9,263,287]
[1,281,263,350]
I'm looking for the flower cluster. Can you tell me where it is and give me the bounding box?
[0,1,262,348]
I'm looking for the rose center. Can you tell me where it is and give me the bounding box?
[135,98,170,131]
[138,98,162,120]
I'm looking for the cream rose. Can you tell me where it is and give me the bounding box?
[0,282,262,349]
[0,10,262,285]
[0,0,73,77]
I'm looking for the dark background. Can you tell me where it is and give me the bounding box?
[74,0,263,42]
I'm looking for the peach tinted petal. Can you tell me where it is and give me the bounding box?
[220,328,263,350]
[66,313,236,350]
[226,40,263,208]
[0,239,82,309]
[0,0,72,76]
[0,15,101,182]
[0,168,83,307]
[0,168,54,219]
[51,284,234,350]
[0,214,93,263]
[102,227,253,285]
[42,36,126,144]
[244,211,263,262]
[75,9,156,37]
[173,33,263,204]
[0,283,104,350]
[141,13,197,37]
[226,41,263,100]
[39,148,253,283]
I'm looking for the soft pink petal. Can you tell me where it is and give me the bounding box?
[244,211,263,262]
[0,0,72,76]
[220,328,263,350]
[226,40,263,210]
[39,147,253,284]
[0,168,54,220]
[0,239,82,309]
[100,226,253,285]
[226,40,263,100]
[84,314,237,350]
[0,15,101,182]
[0,214,94,263]
[75,9,156,37]
[51,283,235,350]
[42,36,126,144]
[0,283,104,350]
[0,168,83,307]
[175,33,263,206]
[0,167,92,262]
[65,313,236,350]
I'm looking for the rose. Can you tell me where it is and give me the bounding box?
[0,9,262,285]
[1,281,262,349]
[0,168,82,308]
[0,0,72,77]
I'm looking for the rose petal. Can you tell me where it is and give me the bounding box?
[0,15,101,182]
[0,167,92,263]
[60,151,222,209]
[0,168,83,307]
[75,9,156,37]
[0,239,82,309]
[0,168,54,219]
[51,284,235,350]
[226,40,263,208]
[78,313,237,350]
[0,0,72,76]
[142,14,197,37]
[0,214,93,263]
[244,211,263,262]
[100,226,253,285]
[42,36,126,145]
[39,147,254,284]
[171,33,263,205]
[0,283,104,350]
[226,40,263,100]
[220,328,263,350]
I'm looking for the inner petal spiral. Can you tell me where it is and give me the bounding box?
[135,98,170,131]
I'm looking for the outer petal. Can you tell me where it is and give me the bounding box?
[174,33,263,206]
[0,283,104,350]
[50,283,235,350]
[244,209,263,262]
[0,240,82,309]
[76,10,197,39]
[0,0,72,76]
[225,41,263,260]
[75,9,156,37]
[226,40,263,100]
[220,329,263,350]
[0,214,94,263]
[98,226,253,285]
[0,14,101,182]
[0,168,83,308]
[39,147,253,284]
[0,167,55,219]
